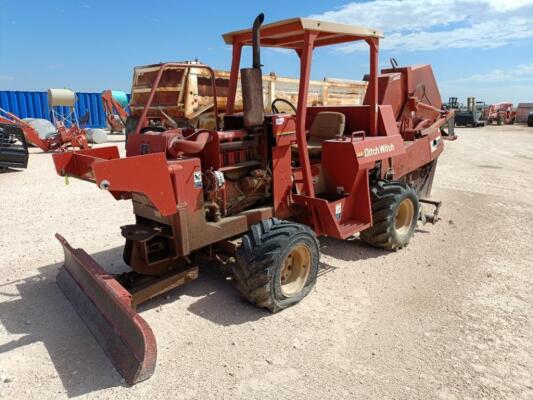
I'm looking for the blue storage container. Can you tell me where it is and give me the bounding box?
[0,91,129,128]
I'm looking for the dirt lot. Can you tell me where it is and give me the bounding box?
[0,125,532,399]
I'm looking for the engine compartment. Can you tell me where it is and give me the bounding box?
[125,113,281,223]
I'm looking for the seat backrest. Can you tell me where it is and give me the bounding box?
[309,111,346,140]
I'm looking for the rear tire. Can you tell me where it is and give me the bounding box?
[233,218,319,313]
[497,115,505,125]
[360,181,419,250]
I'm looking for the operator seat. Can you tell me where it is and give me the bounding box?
[291,111,345,157]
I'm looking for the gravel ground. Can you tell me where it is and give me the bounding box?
[0,125,532,399]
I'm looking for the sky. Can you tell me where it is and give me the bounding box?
[1,0,532,104]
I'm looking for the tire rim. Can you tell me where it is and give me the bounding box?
[395,198,415,235]
[280,244,311,297]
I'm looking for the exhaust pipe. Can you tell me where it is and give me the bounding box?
[241,13,265,128]
[252,13,264,68]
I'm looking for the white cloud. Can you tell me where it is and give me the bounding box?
[447,63,533,83]
[0,75,15,81]
[310,0,533,52]
[485,0,532,12]
[265,48,293,55]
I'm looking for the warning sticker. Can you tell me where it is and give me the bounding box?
[335,203,342,220]
[431,135,442,152]
[193,171,202,189]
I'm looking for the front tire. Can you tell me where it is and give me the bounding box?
[360,181,419,250]
[233,219,319,313]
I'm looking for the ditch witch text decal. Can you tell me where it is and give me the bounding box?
[356,143,395,158]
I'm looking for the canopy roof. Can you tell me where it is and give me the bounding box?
[222,17,383,49]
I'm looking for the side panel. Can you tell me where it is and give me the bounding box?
[272,114,296,218]
[272,145,292,218]
[392,130,443,179]
[92,153,178,217]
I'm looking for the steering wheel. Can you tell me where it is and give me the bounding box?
[271,98,297,114]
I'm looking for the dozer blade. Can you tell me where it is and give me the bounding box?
[55,234,156,385]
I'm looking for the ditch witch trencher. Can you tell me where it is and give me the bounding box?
[52,15,453,384]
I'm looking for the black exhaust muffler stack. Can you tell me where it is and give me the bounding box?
[241,13,265,128]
